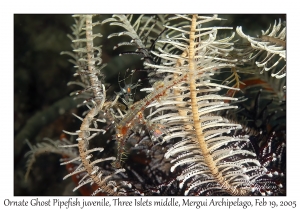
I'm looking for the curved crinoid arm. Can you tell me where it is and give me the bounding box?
[24,138,78,183]
[236,19,286,79]
[61,104,134,195]
[60,15,133,195]
[141,14,283,195]
[102,15,166,53]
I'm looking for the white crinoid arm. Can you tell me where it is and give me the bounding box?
[24,138,78,182]
[142,14,278,196]
[60,15,133,196]
[236,19,286,79]
[102,14,167,51]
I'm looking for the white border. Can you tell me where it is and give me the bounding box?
[3,0,297,209]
